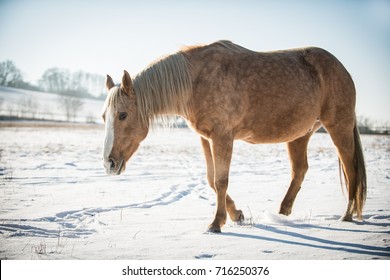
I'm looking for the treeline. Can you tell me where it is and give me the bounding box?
[0,60,105,100]
[357,115,389,135]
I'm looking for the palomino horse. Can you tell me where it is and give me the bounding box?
[102,40,366,233]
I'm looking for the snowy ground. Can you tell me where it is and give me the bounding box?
[0,124,389,260]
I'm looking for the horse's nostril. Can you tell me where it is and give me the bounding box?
[109,158,116,169]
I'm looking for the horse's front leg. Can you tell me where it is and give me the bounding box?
[208,135,234,233]
[201,137,243,223]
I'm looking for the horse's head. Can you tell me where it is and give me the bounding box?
[102,71,148,175]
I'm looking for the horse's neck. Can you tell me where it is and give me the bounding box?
[133,53,192,124]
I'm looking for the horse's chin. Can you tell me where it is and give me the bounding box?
[104,143,139,176]
[116,159,126,175]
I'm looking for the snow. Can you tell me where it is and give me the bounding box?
[0,124,389,260]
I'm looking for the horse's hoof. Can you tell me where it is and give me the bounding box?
[340,214,353,222]
[279,205,292,216]
[207,225,222,233]
[235,210,245,224]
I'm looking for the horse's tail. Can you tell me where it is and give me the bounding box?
[352,120,367,218]
[339,118,367,219]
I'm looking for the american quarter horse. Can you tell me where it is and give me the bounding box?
[102,40,366,233]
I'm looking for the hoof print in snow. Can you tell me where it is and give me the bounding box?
[195,253,215,259]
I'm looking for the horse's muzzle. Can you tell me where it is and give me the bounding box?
[104,157,125,175]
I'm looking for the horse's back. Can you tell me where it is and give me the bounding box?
[186,42,355,143]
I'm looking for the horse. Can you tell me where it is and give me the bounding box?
[102,40,366,233]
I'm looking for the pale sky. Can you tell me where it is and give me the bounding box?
[0,0,389,122]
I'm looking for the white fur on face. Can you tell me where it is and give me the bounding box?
[103,106,115,172]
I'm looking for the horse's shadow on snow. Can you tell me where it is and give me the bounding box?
[223,221,390,258]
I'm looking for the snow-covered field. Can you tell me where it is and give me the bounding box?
[0,123,389,260]
[0,86,104,123]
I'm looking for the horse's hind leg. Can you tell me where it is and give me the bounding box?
[279,132,313,216]
[200,137,244,224]
[323,120,366,221]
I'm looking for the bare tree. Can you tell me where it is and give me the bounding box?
[20,96,39,119]
[39,68,105,98]
[39,68,70,94]
[0,60,23,87]
[58,95,84,122]
[357,115,373,134]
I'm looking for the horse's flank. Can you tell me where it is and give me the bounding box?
[185,41,328,143]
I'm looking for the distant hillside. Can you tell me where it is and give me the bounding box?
[0,86,104,124]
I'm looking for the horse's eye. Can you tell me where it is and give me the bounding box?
[119,112,128,121]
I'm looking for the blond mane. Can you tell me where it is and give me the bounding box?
[133,51,192,127]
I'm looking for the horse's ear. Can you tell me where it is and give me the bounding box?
[121,70,133,95]
[106,75,115,91]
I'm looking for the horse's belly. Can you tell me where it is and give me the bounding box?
[235,117,320,144]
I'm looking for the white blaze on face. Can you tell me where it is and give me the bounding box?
[103,106,115,171]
